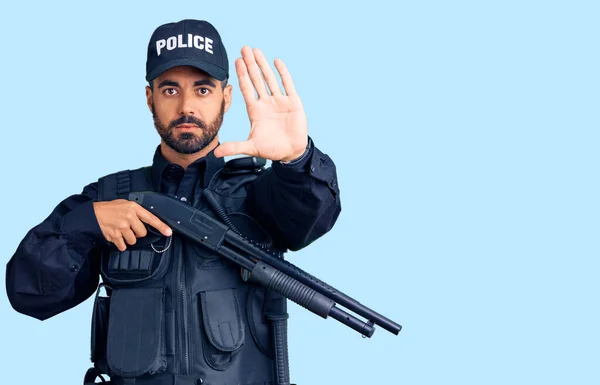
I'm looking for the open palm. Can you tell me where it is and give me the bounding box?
[214,47,308,162]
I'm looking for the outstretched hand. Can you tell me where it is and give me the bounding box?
[213,46,308,162]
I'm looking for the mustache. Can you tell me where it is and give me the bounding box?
[168,115,207,129]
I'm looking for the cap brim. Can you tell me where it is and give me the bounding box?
[146,58,227,82]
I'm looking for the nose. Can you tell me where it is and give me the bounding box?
[179,91,195,116]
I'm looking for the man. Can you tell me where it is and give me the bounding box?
[5,19,341,385]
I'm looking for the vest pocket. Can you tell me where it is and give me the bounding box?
[106,287,167,377]
[246,285,272,357]
[101,236,172,286]
[199,288,245,370]
[108,249,155,277]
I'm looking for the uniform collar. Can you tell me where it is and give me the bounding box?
[150,145,225,191]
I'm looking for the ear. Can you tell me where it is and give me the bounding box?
[145,85,153,112]
[223,84,233,113]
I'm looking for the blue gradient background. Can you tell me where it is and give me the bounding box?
[1,1,598,384]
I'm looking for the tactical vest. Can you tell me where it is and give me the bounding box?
[85,158,290,385]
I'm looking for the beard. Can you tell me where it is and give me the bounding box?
[152,99,225,154]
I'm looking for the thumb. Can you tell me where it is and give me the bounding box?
[214,140,257,158]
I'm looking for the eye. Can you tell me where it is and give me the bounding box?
[198,88,210,95]
[163,88,178,96]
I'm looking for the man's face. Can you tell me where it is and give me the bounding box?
[146,66,232,154]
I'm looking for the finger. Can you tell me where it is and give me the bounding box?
[241,46,269,98]
[113,236,127,252]
[136,206,172,236]
[214,141,257,158]
[274,58,297,97]
[252,48,281,96]
[131,219,148,238]
[235,58,257,106]
[122,229,137,246]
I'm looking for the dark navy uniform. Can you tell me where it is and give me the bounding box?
[5,139,341,385]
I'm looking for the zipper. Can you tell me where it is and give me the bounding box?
[178,245,190,374]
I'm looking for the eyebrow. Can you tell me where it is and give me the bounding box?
[157,80,180,88]
[157,79,217,89]
[194,79,217,88]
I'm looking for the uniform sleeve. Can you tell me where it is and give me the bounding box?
[249,137,342,251]
[5,182,107,320]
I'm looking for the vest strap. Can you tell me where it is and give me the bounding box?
[98,167,152,201]
[83,367,108,384]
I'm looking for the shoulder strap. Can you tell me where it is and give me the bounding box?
[98,166,152,201]
[221,156,266,176]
